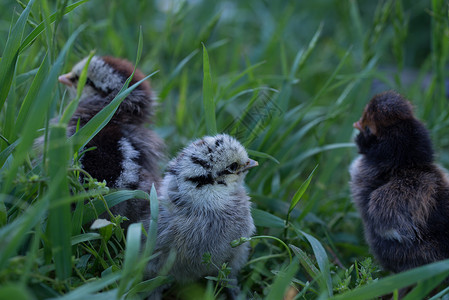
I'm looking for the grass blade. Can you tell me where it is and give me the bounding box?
[0,0,35,112]
[0,139,20,169]
[289,22,323,80]
[0,195,48,271]
[59,51,96,124]
[196,11,221,46]
[290,244,325,292]
[159,48,199,99]
[135,26,144,67]
[18,0,89,54]
[47,125,72,279]
[71,233,101,245]
[70,71,158,152]
[14,54,50,137]
[118,223,142,297]
[125,185,161,297]
[247,149,279,164]
[0,284,34,300]
[288,143,355,166]
[403,271,448,300]
[297,229,333,297]
[70,27,148,151]
[252,208,284,229]
[57,272,121,300]
[126,276,171,297]
[142,184,159,261]
[202,43,217,135]
[0,25,85,221]
[287,165,318,215]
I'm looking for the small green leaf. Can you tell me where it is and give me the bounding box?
[90,219,113,230]
[287,165,318,215]
[297,229,332,297]
[290,244,321,282]
[251,208,284,229]
[71,233,101,245]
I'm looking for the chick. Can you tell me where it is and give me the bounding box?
[144,134,257,299]
[349,90,449,273]
[59,56,164,228]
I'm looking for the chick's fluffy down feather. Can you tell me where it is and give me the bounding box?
[143,134,256,299]
[350,91,449,273]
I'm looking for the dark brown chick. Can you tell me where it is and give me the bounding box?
[59,56,164,229]
[350,90,449,273]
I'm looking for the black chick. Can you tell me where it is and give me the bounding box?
[350,90,449,273]
[59,56,164,228]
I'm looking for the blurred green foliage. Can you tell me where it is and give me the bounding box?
[0,0,448,299]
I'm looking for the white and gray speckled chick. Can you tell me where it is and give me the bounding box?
[58,56,164,229]
[144,134,257,299]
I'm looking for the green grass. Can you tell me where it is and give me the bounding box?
[0,0,448,299]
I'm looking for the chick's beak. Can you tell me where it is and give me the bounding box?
[58,72,74,87]
[353,120,362,131]
[242,159,258,171]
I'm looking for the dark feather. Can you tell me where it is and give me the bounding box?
[186,173,215,187]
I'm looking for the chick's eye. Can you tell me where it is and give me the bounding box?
[364,126,371,134]
[228,162,239,172]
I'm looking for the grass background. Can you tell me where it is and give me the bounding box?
[0,0,449,299]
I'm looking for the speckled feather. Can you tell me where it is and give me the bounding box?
[143,134,255,299]
[66,56,155,127]
[350,91,449,273]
